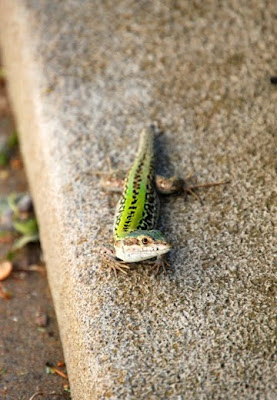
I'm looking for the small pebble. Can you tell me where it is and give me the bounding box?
[0,260,13,281]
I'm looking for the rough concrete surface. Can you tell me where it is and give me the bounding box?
[0,1,276,399]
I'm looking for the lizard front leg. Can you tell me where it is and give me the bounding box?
[97,245,130,276]
[91,169,125,193]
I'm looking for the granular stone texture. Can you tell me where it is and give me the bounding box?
[0,1,276,399]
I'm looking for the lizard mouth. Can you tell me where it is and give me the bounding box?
[115,243,171,263]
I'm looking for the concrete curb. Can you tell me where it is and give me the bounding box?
[1,1,276,399]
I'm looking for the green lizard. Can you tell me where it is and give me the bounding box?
[99,125,227,274]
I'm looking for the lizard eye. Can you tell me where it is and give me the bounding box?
[142,237,148,245]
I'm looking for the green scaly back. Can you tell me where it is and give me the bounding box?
[113,126,160,239]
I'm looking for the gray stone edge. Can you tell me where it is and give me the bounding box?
[0,3,95,398]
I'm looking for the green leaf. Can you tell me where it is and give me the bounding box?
[5,250,15,261]
[12,234,40,250]
[13,218,38,236]
[7,131,18,149]
[0,151,9,166]
[45,366,55,375]
[7,193,19,216]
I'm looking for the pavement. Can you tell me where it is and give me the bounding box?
[0,1,276,399]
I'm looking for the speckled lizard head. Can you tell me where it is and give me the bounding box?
[114,229,171,263]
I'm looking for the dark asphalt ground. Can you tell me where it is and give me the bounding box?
[0,65,71,400]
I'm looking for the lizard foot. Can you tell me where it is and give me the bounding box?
[145,254,170,275]
[183,177,230,205]
[97,246,130,276]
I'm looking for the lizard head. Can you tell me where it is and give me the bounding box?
[114,229,172,263]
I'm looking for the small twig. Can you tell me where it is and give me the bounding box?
[56,361,65,367]
[16,264,45,273]
[29,392,43,400]
[52,367,68,380]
